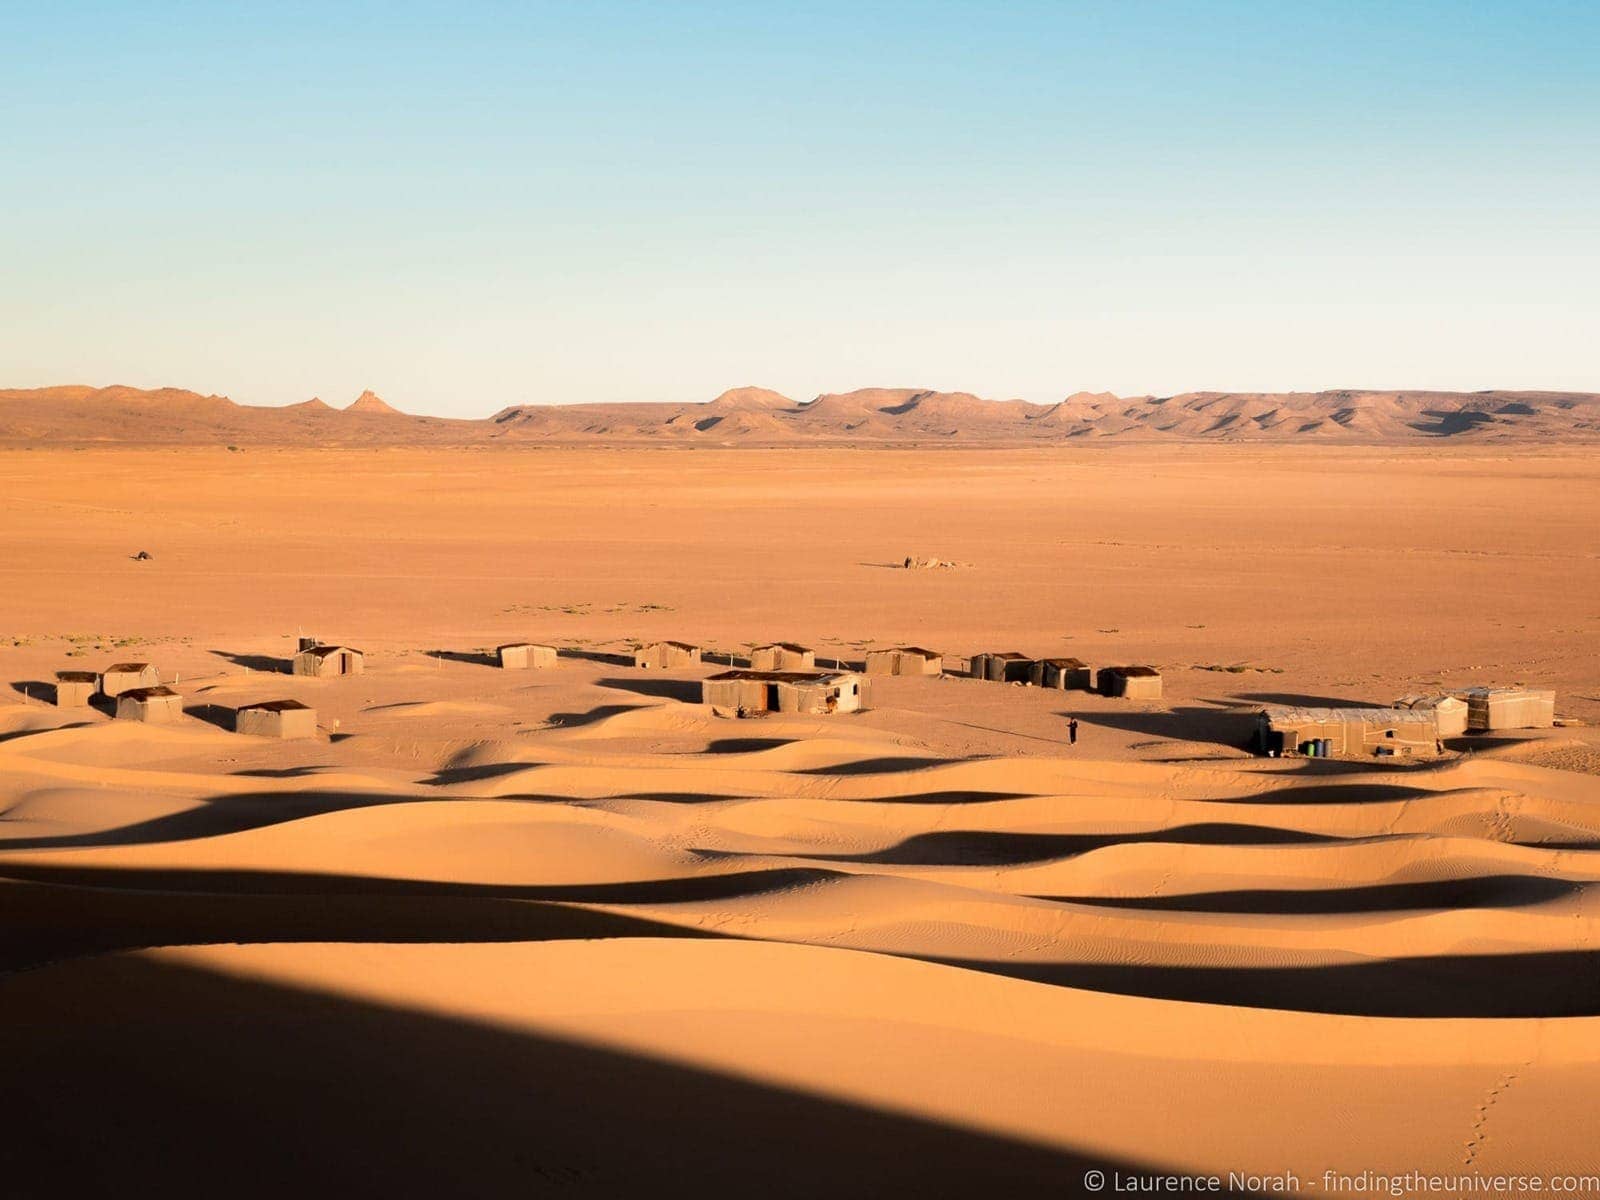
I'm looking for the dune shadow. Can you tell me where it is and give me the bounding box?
[0,789,424,852]
[1215,782,1426,806]
[1040,875,1582,915]
[0,955,1173,1197]
[557,647,635,667]
[812,823,1341,867]
[427,649,498,668]
[184,702,236,732]
[797,756,955,776]
[425,762,539,785]
[544,703,648,729]
[924,950,1600,1017]
[705,737,795,754]
[1071,706,1255,751]
[210,649,288,673]
[599,676,703,703]
[1232,692,1379,709]
[9,679,56,703]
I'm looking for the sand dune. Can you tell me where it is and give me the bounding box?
[2,443,1599,1193]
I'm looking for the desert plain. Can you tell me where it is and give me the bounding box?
[2,443,1600,1197]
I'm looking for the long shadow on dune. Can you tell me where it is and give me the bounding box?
[1072,707,1254,751]
[919,950,1600,1017]
[544,702,651,729]
[184,702,235,731]
[598,676,703,703]
[706,737,795,753]
[1233,691,1382,708]
[812,824,1342,867]
[558,647,637,667]
[797,756,957,776]
[425,761,543,786]
[427,649,498,667]
[209,649,287,673]
[1212,782,1427,806]
[9,679,57,703]
[1038,874,1582,915]
[0,956,1182,1198]
[0,789,428,852]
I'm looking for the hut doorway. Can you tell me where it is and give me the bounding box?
[765,684,782,712]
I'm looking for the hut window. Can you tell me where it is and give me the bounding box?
[1385,729,1395,738]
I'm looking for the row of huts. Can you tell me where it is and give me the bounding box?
[52,659,317,737]
[1257,688,1558,759]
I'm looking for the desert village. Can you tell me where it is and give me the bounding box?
[37,634,1560,758]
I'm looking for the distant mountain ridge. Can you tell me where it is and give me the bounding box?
[2,383,1597,446]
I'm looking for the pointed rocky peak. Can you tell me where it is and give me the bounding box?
[345,389,403,416]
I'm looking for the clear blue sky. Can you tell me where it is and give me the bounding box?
[3,1,1596,414]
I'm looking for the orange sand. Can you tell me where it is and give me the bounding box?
[1,446,1598,1196]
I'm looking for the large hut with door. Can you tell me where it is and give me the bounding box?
[864,646,942,677]
[1394,694,1470,738]
[633,641,702,670]
[1257,706,1441,759]
[1036,657,1093,691]
[54,670,99,708]
[292,645,364,678]
[702,670,865,718]
[1099,665,1163,700]
[497,642,557,670]
[750,643,815,672]
[236,699,318,739]
[970,651,1036,684]
[100,662,159,698]
[116,685,183,724]
[1450,687,1556,732]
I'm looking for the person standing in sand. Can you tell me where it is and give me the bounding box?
[1068,717,1079,745]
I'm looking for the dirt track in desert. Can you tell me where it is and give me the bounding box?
[2,446,1599,1196]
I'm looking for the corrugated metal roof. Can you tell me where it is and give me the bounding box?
[238,699,311,713]
[1261,706,1434,724]
[122,685,179,701]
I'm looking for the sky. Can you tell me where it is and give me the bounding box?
[2,1,1597,416]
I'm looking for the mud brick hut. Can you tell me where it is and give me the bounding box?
[1258,706,1441,759]
[970,651,1036,684]
[292,645,365,678]
[54,670,98,707]
[1394,694,1470,738]
[1451,687,1556,732]
[702,670,865,717]
[633,641,702,670]
[864,647,943,676]
[750,643,815,672]
[115,685,183,724]
[1099,665,1163,700]
[497,642,557,670]
[235,699,318,739]
[99,662,159,698]
[1036,657,1093,691]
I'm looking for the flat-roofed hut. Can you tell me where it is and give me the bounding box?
[702,670,865,717]
[1394,694,1470,738]
[970,651,1035,684]
[100,662,159,698]
[750,643,815,672]
[54,670,98,707]
[497,642,557,670]
[1452,687,1556,732]
[864,647,942,676]
[1257,706,1441,759]
[236,699,318,739]
[292,645,364,677]
[1099,665,1162,700]
[1036,657,1093,691]
[116,685,183,723]
[633,641,701,669]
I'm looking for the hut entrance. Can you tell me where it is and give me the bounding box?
[338,651,355,675]
[765,684,782,712]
